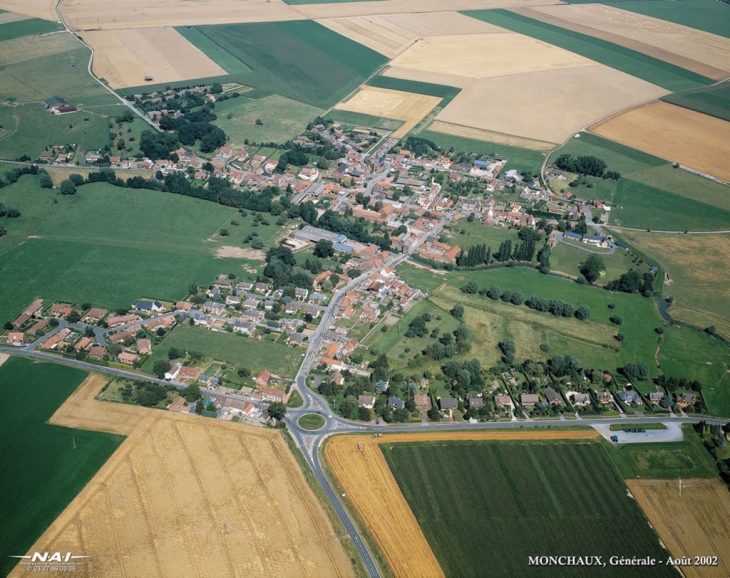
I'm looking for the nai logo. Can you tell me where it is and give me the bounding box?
[11,552,91,563]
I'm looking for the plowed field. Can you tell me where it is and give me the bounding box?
[627,479,730,577]
[325,430,598,577]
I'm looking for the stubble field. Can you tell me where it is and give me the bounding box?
[333,86,441,138]
[83,27,226,89]
[626,478,730,578]
[324,430,599,578]
[12,411,354,578]
[590,102,730,182]
[426,121,555,151]
[0,1,56,21]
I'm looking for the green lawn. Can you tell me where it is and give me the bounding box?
[606,0,730,39]
[213,94,323,146]
[659,326,730,418]
[605,424,717,479]
[444,220,520,254]
[0,177,257,324]
[418,129,547,175]
[383,440,673,578]
[298,414,325,430]
[0,18,62,41]
[550,242,651,283]
[0,357,124,577]
[463,10,712,92]
[661,80,730,122]
[142,324,303,379]
[179,21,387,108]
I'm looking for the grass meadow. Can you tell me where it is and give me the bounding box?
[0,357,124,577]
[383,441,673,578]
[605,0,730,39]
[213,94,323,146]
[662,81,730,122]
[550,242,651,283]
[0,18,61,41]
[142,324,303,379]
[464,10,712,92]
[0,177,261,325]
[549,132,730,230]
[181,21,387,108]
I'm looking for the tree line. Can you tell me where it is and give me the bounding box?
[554,154,620,180]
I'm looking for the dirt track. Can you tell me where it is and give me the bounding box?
[325,430,598,577]
[627,479,730,577]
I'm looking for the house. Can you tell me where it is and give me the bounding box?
[118,352,139,365]
[41,328,72,350]
[494,394,512,409]
[520,393,540,407]
[331,371,344,386]
[289,332,307,346]
[303,305,320,319]
[202,302,225,315]
[310,293,326,303]
[233,320,255,335]
[7,332,25,346]
[74,336,92,351]
[225,294,241,306]
[24,299,44,317]
[388,396,405,410]
[439,397,458,411]
[321,357,343,370]
[255,282,270,294]
[244,298,259,310]
[285,302,300,315]
[179,366,202,381]
[466,394,484,409]
[165,363,182,380]
[295,288,309,301]
[136,338,152,354]
[243,402,256,417]
[414,395,432,410]
[88,346,106,360]
[255,369,272,387]
[544,387,562,406]
[648,392,664,405]
[570,393,590,406]
[596,391,612,404]
[106,314,141,327]
[323,342,339,359]
[617,390,643,405]
[676,393,696,408]
[147,316,175,331]
[84,308,107,322]
[11,313,30,328]
[28,319,49,335]
[237,282,254,292]
[175,301,193,312]
[358,395,375,409]
[167,396,188,413]
[134,300,163,313]
[259,385,284,403]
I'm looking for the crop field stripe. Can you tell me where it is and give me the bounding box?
[173,26,251,74]
[660,81,730,123]
[366,75,461,106]
[0,18,61,41]
[462,9,713,92]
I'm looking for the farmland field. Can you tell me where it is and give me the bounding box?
[142,324,303,379]
[464,9,713,92]
[366,75,461,106]
[182,20,387,108]
[0,2,56,22]
[12,411,354,578]
[174,25,252,74]
[427,121,555,152]
[550,240,651,283]
[326,109,403,131]
[325,430,598,578]
[0,177,252,325]
[627,479,730,578]
[662,81,730,122]
[590,102,730,183]
[0,15,60,40]
[0,358,124,578]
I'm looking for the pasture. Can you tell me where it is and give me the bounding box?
[0,177,250,325]
[0,358,124,578]
[590,102,730,183]
[627,478,730,578]
[383,440,672,578]
[12,412,354,578]
[550,241,651,283]
[464,9,713,92]
[0,16,60,40]
[142,324,303,379]
[185,20,387,108]
[213,94,323,146]
[662,81,730,122]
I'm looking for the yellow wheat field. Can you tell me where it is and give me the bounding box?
[0,0,56,21]
[428,120,556,151]
[325,430,599,577]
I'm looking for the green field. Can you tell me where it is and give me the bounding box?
[548,132,730,230]
[0,177,259,325]
[659,326,730,418]
[661,80,730,122]
[0,357,124,577]
[383,440,672,578]
[366,75,461,106]
[419,129,547,175]
[607,0,730,39]
[550,242,651,283]
[444,220,520,254]
[0,18,61,41]
[174,26,252,74]
[605,424,717,479]
[213,94,323,145]
[142,324,303,379]
[463,10,712,92]
[180,21,387,108]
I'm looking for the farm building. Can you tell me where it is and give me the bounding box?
[255,369,272,387]
[43,96,67,110]
[294,225,346,245]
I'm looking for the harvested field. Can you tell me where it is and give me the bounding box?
[333,86,440,138]
[0,352,8,367]
[0,0,55,21]
[437,65,667,144]
[627,479,730,578]
[382,66,471,89]
[48,372,148,436]
[12,412,354,578]
[83,28,226,89]
[389,32,594,81]
[325,430,598,578]
[0,11,30,25]
[215,245,265,260]
[0,32,78,66]
[590,102,730,182]
[517,4,730,81]
[428,120,555,151]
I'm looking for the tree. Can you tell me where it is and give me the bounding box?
[167,346,184,360]
[210,83,223,94]
[68,173,85,186]
[59,179,76,195]
[623,362,649,382]
[39,171,53,189]
[451,304,464,319]
[251,236,264,249]
[575,304,590,321]
[267,402,286,420]
[498,337,516,365]
[314,239,335,258]
[580,255,605,284]
[358,406,373,421]
[237,367,251,378]
[460,281,478,294]
[66,311,81,323]
[153,359,171,379]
